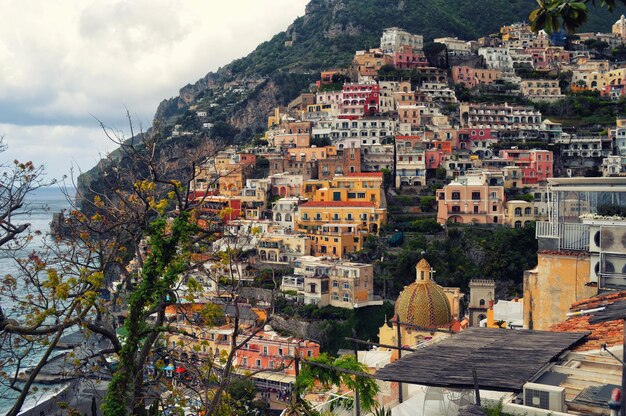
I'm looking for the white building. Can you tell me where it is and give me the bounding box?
[478,47,514,72]
[272,197,303,231]
[380,27,423,53]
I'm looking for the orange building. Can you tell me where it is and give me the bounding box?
[352,48,393,77]
[218,168,244,197]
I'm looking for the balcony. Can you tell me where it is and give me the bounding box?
[536,221,589,251]
[353,295,384,308]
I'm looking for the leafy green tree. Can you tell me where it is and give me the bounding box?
[530,0,626,33]
[296,353,380,413]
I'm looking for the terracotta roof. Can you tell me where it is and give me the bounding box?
[344,172,383,177]
[550,290,626,351]
[538,250,590,257]
[300,201,376,208]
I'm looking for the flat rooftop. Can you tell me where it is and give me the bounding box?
[375,327,587,392]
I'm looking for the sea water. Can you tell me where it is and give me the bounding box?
[0,186,73,415]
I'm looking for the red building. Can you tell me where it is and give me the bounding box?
[340,83,380,119]
[456,128,497,151]
[191,196,242,224]
[498,149,553,184]
[393,45,428,69]
[238,153,257,166]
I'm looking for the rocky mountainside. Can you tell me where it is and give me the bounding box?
[154,0,621,136]
[79,0,623,196]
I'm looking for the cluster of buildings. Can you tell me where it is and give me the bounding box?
[147,19,626,414]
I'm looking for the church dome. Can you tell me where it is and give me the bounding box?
[394,259,452,328]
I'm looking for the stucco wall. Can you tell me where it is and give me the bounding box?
[523,252,596,330]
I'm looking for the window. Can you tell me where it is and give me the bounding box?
[278,348,283,356]
[357,192,365,198]
[242,357,248,367]
[307,350,313,357]
[344,282,350,289]
[515,207,522,216]
[343,294,351,302]
[333,281,339,288]
[492,205,497,212]
[263,346,268,355]
[347,213,353,220]
[451,206,461,213]
[256,359,261,368]
[471,191,481,200]
[451,191,461,200]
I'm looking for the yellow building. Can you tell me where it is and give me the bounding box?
[267,107,282,128]
[257,233,312,264]
[286,146,337,162]
[218,168,244,197]
[378,259,457,355]
[298,172,387,257]
[313,173,386,208]
[505,200,547,228]
[523,251,595,330]
[296,201,386,256]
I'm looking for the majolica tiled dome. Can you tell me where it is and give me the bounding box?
[394,259,452,328]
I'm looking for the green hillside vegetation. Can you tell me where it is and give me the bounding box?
[368,224,538,299]
[227,0,624,76]
[536,91,626,128]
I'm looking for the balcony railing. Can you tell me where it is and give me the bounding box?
[536,221,589,251]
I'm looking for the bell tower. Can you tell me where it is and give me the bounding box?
[468,279,495,327]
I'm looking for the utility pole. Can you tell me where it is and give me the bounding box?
[396,314,404,404]
[352,329,361,416]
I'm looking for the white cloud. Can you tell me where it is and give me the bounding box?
[0,123,113,181]
[0,0,308,178]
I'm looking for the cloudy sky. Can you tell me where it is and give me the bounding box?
[0,0,308,179]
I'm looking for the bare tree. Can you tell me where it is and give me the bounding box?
[0,116,285,416]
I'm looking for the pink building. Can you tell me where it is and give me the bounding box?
[498,149,553,185]
[524,47,570,71]
[436,171,506,225]
[236,331,320,378]
[455,128,497,151]
[452,66,503,89]
[393,45,428,69]
[426,149,448,169]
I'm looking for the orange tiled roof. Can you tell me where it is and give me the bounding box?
[345,172,383,177]
[550,290,626,351]
[300,201,376,208]
[538,250,589,257]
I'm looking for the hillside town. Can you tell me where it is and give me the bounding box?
[9,14,626,416]
[127,17,626,416]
